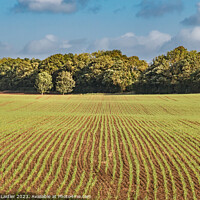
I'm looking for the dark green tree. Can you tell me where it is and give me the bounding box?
[137,46,200,94]
[0,57,40,91]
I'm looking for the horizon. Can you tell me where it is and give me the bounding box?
[0,46,197,64]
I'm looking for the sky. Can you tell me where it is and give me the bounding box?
[1,0,200,61]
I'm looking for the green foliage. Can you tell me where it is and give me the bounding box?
[0,94,200,199]
[137,46,200,94]
[56,71,75,94]
[35,72,53,94]
[0,47,200,94]
[103,69,133,92]
[73,51,147,93]
[0,58,40,91]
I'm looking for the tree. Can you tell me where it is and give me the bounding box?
[103,68,134,92]
[35,72,53,95]
[0,57,40,91]
[56,71,75,94]
[137,46,200,94]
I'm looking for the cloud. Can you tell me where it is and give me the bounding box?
[6,27,200,61]
[88,31,171,60]
[21,34,87,57]
[136,0,183,18]
[161,26,200,51]
[21,32,172,60]
[181,3,200,26]
[22,34,59,55]
[13,0,89,13]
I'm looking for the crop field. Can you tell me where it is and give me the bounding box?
[0,93,200,199]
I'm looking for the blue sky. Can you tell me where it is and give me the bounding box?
[1,0,200,61]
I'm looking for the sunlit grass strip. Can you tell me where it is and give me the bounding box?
[138,120,189,200]
[114,116,138,200]
[0,116,56,154]
[124,118,160,200]
[105,188,112,200]
[133,119,170,197]
[0,117,36,141]
[109,116,123,200]
[154,120,200,174]
[64,116,97,194]
[144,121,199,199]
[97,116,104,171]
[0,116,61,171]
[148,119,200,172]
[1,94,200,198]
[74,171,86,195]
[127,117,176,200]
[47,103,99,195]
[0,117,45,150]
[74,116,99,195]
[119,116,151,200]
[0,124,47,181]
[56,116,93,195]
[2,116,66,191]
[160,119,200,147]
[57,101,78,113]
[0,127,38,167]
[11,129,62,194]
[40,115,89,194]
[1,127,53,192]
[104,115,110,174]
[155,120,200,162]
[83,116,101,196]
[18,116,77,193]
[35,116,83,194]
[106,115,117,184]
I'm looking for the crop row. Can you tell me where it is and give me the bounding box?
[0,94,200,199]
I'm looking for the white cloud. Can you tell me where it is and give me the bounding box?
[22,34,59,54]
[179,27,200,41]
[121,32,135,38]
[161,26,200,52]
[60,41,72,49]
[45,34,57,42]
[88,31,171,60]
[5,27,200,60]
[21,31,172,60]
[21,34,87,57]
[14,0,89,13]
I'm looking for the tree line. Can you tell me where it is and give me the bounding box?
[0,47,200,94]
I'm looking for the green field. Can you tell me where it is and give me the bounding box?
[0,94,200,199]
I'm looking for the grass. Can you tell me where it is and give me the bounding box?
[0,93,200,199]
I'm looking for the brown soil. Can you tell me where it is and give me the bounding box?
[1,115,200,199]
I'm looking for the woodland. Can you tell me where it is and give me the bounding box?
[0,46,199,94]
